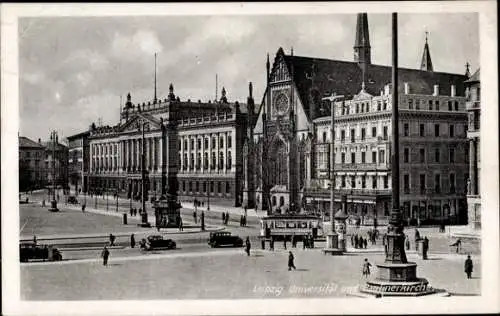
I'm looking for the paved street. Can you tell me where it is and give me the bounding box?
[21,246,480,300]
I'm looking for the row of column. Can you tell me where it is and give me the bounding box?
[179,131,233,172]
[90,136,162,174]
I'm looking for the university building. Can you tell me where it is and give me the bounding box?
[87,84,252,206]
[244,13,471,223]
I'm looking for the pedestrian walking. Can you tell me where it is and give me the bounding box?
[310,235,314,248]
[109,234,116,246]
[405,236,410,250]
[243,215,247,227]
[270,238,275,251]
[82,204,86,212]
[362,258,372,278]
[101,246,110,266]
[423,236,429,260]
[451,238,462,253]
[245,237,251,256]
[464,255,473,279]
[33,235,37,245]
[288,251,296,271]
[42,199,46,207]
[283,236,287,250]
[351,234,354,247]
[303,236,307,249]
[354,234,359,249]
[226,212,230,225]
[222,212,226,225]
[130,234,136,248]
[201,211,205,231]
[130,208,133,217]
[193,210,197,224]
[240,215,244,227]
[363,237,368,249]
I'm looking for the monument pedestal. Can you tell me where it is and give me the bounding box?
[359,232,444,297]
[48,200,59,212]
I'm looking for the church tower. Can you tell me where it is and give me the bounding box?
[354,13,372,66]
[420,32,434,71]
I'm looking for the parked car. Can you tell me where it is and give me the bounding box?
[140,235,176,251]
[67,196,78,204]
[208,232,244,248]
[20,242,63,262]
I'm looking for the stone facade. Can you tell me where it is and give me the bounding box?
[87,84,250,206]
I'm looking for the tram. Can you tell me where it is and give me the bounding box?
[259,214,322,241]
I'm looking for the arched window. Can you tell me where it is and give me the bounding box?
[219,136,224,148]
[204,153,208,168]
[322,132,327,143]
[211,152,216,169]
[272,196,277,206]
[197,153,201,169]
[279,196,285,206]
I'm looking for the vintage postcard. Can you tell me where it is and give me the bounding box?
[2,1,498,315]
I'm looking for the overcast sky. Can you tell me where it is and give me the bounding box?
[19,12,479,141]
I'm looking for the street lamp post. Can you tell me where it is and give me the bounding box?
[106,189,109,211]
[137,120,149,226]
[48,130,59,212]
[322,93,344,254]
[207,180,210,211]
[116,189,118,212]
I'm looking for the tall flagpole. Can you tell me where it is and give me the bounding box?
[154,53,158,103]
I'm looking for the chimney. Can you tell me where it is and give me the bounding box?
[451,85,456,97]
[433,84,439,96]
[404,82,410,95]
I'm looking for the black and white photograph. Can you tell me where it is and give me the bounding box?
[2,2,498,315]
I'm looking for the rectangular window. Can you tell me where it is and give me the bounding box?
[434,124,440,137]
[379,150,385,163]
[449,148,455,163]
[403,174,410,194]
[372,151,377,163]
[419,148,425,163]
[419,174,426,194]
[449,173,456,193]
[383,176,389,189]
[377,101,381,111]
[403,123,409,136]
[419,124,425,137]
[350,129,355,143]
[341,176,346,187]
[408,99,413,109]
[226,182,231,194]
[449,124,455,137]
[448,100,453,111]
[361,176,366,188]
[435,148,440,163]
[228,135,232,148]
[383,126,388,140]
[372,176,377,189]
[454,101,459,111]
[372,126,377,137]
[341,130,345,142]
[361,152,366,163]
[351,176,356,188]
[434,174,441,193]
[361,128,366,140]
[383,100,387,110]
[341,153,345,164]
[428,100,433,110]
[205,138,209,148]
[404,148,410,163]
[351,152,356,164]
[435,100,440,111]
[415,99,420,110]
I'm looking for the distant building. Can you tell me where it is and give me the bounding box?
[18,136,45,190]
[465,67,480,229]
[66,130,90,194]
[87,84,251,206]
[244,13,471,224]
[42,135,69,188]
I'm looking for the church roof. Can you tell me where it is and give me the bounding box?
[281,53,468,120]
[465,68,480,83]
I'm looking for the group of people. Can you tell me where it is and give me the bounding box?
[221,212,230,225]
[129,208,143,217]
[239,215,248,227]
[351,234,368,249]
[366,229,379,245]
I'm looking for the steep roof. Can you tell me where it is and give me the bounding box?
[19,136,44,149]
[282,53,468,120]
[465,68,480,83]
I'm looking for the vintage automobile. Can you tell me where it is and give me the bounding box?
[140,235,177,251]
[208,232,244,248]
[20,242,63,262]
[67,196,79,204]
